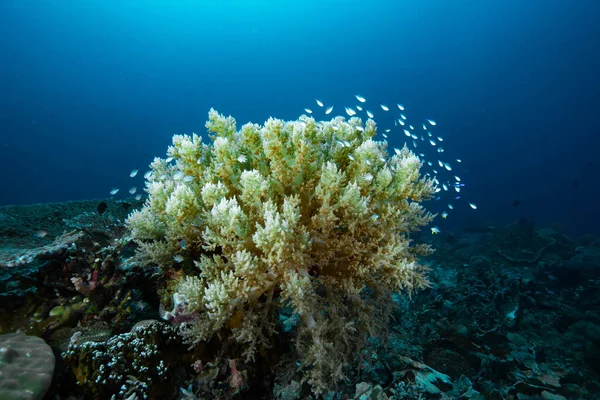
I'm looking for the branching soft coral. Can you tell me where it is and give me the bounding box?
[127,109,436,393]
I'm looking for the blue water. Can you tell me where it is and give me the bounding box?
[1,0,598,235]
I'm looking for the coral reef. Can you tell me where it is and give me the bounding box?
[0,199,138,304]
[1,117,599,399]
[63,320,184,399]
[127,109,436,393]
[388,222,599,399]
[0,230,84,269]
[492,220,560,263]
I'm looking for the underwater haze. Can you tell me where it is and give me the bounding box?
[4,2,600,399]
[1,0,599,235]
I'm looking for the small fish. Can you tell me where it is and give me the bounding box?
[173,254,184,263]
[348,154,355,161]
[512,200,520,207]
[345,107,356,116]
[304,108,313,114]
[411,134,418,140]
[429,140,436,146]
[356,126,364,132]
[325,105,334,114]
[130,169,138,178]
[385,129,391,133]
[382,133,388,138]
[397,104,405,111]
[409,125,414,130]
[129,187,137,194]
[427,161,432,166]
[371,213,379,221]
[442,184,448,191]
[183,175,194,182]
[97,201,108,215]
[237,155,247,163]
[437,137,443,142]
[135,300,147,311]
[173,171,185,180]
[455,187,460,192]
[455,176,461,181]
[356,105,363,111]
[316,99,324,107]
[413,140,417,148]
[426,119,437,126]
[400,114,407,120]
[431,226,441,234]
[422,123,427,130]
[469,203,477,209]
[363,173,374,181]
[441,212,448,219]
[35,230,48,238]
[109,188,119,195]
[427,132,432,137]
[437,148,444,153]
[355,94,366,103]
[398,119,405,126]
[380,103,389,111]
[404,129,411,137]
[394,148,401,155]
[165,157,174,162]
[180,384,196,399]
[448,204,454,209]
[456,159,462,163]
[366,110,374,118]
[435,187,441,193]
[143,170,152,179]
[443,163,452,171]
[135,194,142,201]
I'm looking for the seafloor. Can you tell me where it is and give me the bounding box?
[0,199,599,399]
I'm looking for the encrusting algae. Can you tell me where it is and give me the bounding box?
[126,108,436,394]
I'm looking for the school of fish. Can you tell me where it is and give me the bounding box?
[110,94,478,235]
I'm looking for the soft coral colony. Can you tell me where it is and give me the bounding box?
[127,108,436,393]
